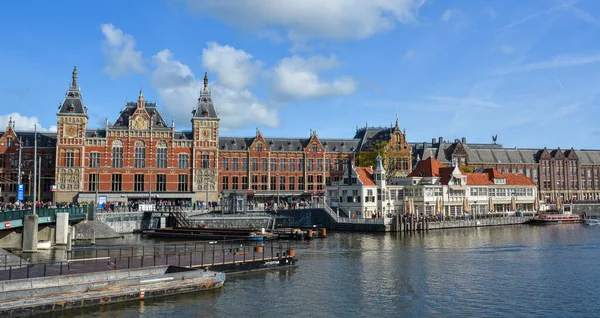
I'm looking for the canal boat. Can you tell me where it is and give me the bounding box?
[526,213,583,225]
[584,218,600,226]
[145,227,276,241]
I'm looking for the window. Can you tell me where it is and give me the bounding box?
[242,176,248,190]
[312,144,317,152]
[261,175,268,191]
[270,158,277,171]
[88,173,98,192]
[156,141,168,168]
[44,154,53,168]
[0,154,5,168]
[89,152,100,168]
[222,176,229,190]
[289,158,295,171]
[10,154,18,168]
[111,174,122,192]
[65,150,74,167]
[298,159,304,171]
[178,154,188,169]
[112,140,123,168]
[261,158,268,171]
[178,174,189,192]
[252,175,258,190]
[317,159,323,172]
[280,176,286,190]
[308,175,314,190]
[134,141,146,168]
[257,143,263,152]
[289,177,295,190]
[299,176,305,190]
[156,174,166,192]
[325,159,330,172]
[242,158,249,171]
[134,174,145,192]
[279,159,286,171]
[223,158,229,171]
[232,158,239,171]
[202,153,210,169]
[271,176,277,190]
[232,176,239,190]
[307,159,313,172]
[251,158,258,171]
[317,175,323,190]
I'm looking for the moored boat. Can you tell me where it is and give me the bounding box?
[527,213,583,224]
[584,218,600,226]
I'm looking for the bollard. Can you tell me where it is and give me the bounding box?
[287,249,295,257]
[320,228,327,238]
[254,246,263,253]
[306,230,313,239]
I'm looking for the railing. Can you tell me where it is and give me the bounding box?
[0,208,86,223]
[322,204,385,224]
[0,240,292,281]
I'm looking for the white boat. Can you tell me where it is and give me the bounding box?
[584,218,600,226]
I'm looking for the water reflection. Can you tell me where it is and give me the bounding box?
[30,225,600,317]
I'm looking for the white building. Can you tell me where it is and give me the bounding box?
[327,156,538,219]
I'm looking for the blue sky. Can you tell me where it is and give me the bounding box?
[1,0,600,149]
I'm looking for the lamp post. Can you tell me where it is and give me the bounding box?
[32,123,37,215]
[474,200,478,220]
[425,201,429,217]
[276,173,280,212]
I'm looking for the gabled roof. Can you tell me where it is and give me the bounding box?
[408,156,446,177]
[355,167,376,186]
[218,136,359,153]
[466,169,535,186]
[111,102,168,129]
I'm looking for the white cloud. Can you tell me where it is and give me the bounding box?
[441,9,460,22]
[184,0,424,42]
[500,45,516,54]
[495,53,600,74]
[100,24,146,78]
[202,42,263,90]
[151,49,278,131]
[427,96,503,109]
[272,55,356,100]
[403,49,416,59]
[0,113,57,132]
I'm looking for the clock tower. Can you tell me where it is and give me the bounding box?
[55,66,89,202]
[191,73,220,203]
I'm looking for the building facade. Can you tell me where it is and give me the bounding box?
[327,156,538,219]
[1,67,600,204]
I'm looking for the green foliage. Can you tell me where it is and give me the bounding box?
[357,140,387,167]
[459,165,474,173]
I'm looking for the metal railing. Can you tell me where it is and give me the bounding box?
[0,240,292,281]
[0,208,86,223]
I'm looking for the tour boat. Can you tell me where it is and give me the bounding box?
[527,213,583,225]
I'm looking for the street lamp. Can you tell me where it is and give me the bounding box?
[276,173,280,212]
[474,200,478,220]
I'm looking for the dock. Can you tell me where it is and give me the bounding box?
[0,240,297,281]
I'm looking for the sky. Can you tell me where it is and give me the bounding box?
[1,0,600,149]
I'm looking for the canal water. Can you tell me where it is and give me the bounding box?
[43,224,600,317]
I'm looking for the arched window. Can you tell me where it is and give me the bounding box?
[134,140,146,168]
[112,140,123,168]
[156,141,168,168]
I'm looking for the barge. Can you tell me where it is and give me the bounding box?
[145,227,276,241]
[0,265,225,316]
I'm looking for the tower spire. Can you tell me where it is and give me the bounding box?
[203,72,209,93]
[72,66,78,87]
[138,88,145,108]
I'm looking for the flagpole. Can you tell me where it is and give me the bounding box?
[32,124,37,215]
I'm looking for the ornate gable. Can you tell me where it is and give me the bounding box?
[304,130,324,154]
[0,117,18,146]
[452,141,468,156]
[553,147,565,160]
[129,90,151,130]
[566,148,579,160]
[539,147,552,160]
[249,128,270,153]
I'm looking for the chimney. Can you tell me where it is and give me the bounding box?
[438,137,443,144]
[454,138,459,143]
[432,138,436,144]
[462,137,466,144]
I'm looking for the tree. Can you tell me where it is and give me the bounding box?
[459,165,474,173]
[357,140,404,183]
